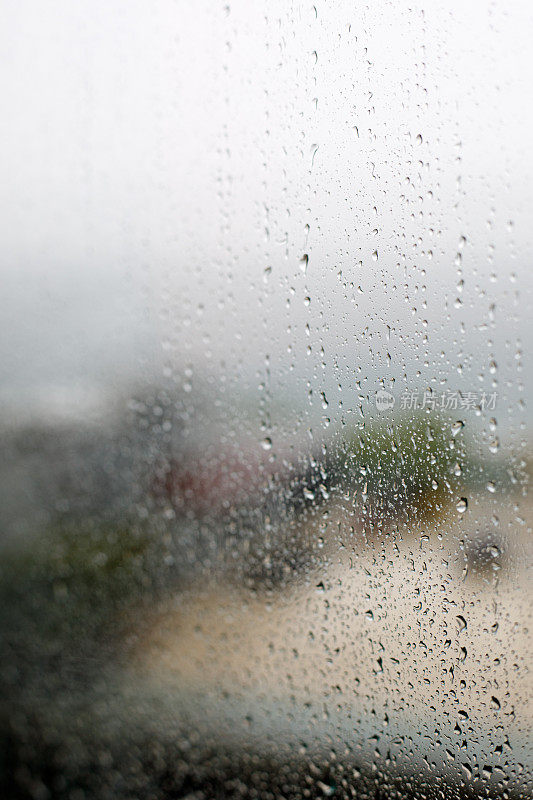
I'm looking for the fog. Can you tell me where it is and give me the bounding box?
[1,0,531,430]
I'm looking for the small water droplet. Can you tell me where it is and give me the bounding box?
[456,497,468,514]
[451,420,464,438]
[316,781,335,797]
[456,615,467,632]
[489,438,500,454]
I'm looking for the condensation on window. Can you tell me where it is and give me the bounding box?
[0,1,531,799]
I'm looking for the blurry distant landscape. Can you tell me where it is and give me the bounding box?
[1,377,531,798]
[1,377,528,579]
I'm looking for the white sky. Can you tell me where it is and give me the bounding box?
[0,0,531,433]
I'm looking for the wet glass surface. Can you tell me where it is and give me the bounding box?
[0,2,532,798]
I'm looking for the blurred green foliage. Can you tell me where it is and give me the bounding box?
[331,412,473,523]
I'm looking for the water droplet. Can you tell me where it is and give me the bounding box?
[451,421,464,438]
[489,438,500,454]
[456,615,467,632]
[316,781,335,797]
[456,498,468,514]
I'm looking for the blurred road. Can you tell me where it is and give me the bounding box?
[124,493,532,795]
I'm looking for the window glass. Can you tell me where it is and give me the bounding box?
[1,2,531,799]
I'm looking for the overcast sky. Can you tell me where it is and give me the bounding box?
[0,0,531,436]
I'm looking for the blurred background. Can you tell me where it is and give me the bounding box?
[0,1,531,798]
